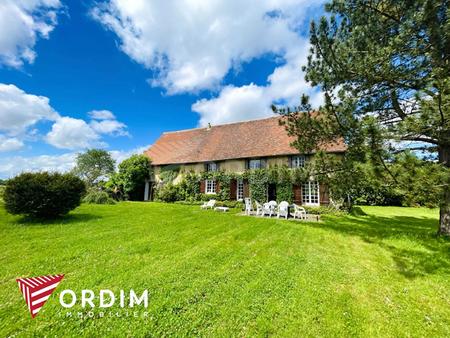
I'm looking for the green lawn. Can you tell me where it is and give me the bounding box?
[0,203,449,337]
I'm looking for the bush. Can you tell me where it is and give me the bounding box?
[303,205,345,215]
[215,200,243,209]
[4,172,85,218]
[177,172,200,200]
[199,193,219,201]
[0,185,5,201]
[83,189,115,204]
[156,184,180,202]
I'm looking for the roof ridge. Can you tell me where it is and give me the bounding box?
[162,115,280,134]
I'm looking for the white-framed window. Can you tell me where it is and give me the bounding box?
[249,159,264,169]
[206,179,217,194]
[206,162,218,172]
[237,179,244,200]
[291,155,306,168]
[302,181,319,205]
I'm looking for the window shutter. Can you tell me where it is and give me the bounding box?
[200,180,206,193]
[230,179,237,200]
[320,183,329,205]
[243,179,250,198]
[216,180,221,193]
[216,162,220,171]
[245,160,249,170]
[293,185,302,204]
[288,156,292,168]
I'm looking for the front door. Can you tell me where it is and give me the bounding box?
[268,184,276,202]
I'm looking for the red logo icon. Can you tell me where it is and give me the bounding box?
[16,274,64,318]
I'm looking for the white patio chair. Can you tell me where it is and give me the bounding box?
[291,204,306,219]
[263,200,277,217]
[201,199,216,210]
[244,198,253,215]
[255,201,263,216]
[277,201,289,219]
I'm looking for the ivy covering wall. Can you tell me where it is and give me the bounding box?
[155,164,314,203]
[247,169,269,203]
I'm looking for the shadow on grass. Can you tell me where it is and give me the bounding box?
[16,213,101,226]
[313,213,450,279]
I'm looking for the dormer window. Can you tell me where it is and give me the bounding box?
[206,162,218,172]
[291,155,306,168]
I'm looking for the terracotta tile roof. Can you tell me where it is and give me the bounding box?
[145,116,346,165]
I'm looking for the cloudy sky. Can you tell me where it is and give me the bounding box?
[0,0,325,178]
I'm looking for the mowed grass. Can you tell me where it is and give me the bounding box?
[0,203,449,337]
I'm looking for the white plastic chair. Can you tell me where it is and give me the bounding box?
[201,199,216,209]
[255,201,263,216]
[244,198,253,215]
[291,204,306,219]
[277,201,289,219]
[263,200,277,217]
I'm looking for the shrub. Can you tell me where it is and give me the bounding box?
[156,184,180,202]
[177,171,201,200]
[199,193,219,201]
[215,200,243,209]
[4,172,85,218]
[83,189,115,204]
[0,185,5,201]
[303,205,345,215]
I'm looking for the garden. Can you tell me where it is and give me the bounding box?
[0,149,449,337]
[1,201,449,337]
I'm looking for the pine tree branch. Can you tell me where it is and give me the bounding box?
[389,90,407,119]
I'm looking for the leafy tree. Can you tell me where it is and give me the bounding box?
[107,154,152,200]
[73,149,116,186]
[275,0,450,235]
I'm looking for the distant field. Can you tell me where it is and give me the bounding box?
[0,203,448,337]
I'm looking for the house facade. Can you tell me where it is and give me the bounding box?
[144,116,346,205]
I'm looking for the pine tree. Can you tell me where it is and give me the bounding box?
[275,0,450,234]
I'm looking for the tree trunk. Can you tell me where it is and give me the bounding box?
[438,145,450,236]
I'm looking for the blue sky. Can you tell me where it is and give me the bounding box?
[0,0,324,178]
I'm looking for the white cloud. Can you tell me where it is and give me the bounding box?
[91,0,320,94]
[88,109,116,120]
[0,84,129,150]
[0,0,62,67]
[0,135,24,152]
[0,152,77,178]
[0,83,59,135]
[0,145,151,178]
[192,44,325,126]
[87,109,129,136]
[89,119,129,136]
[193,84,272,126]
[46,117,103,150]
[92,1,324,125]
[45,112,129,150]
